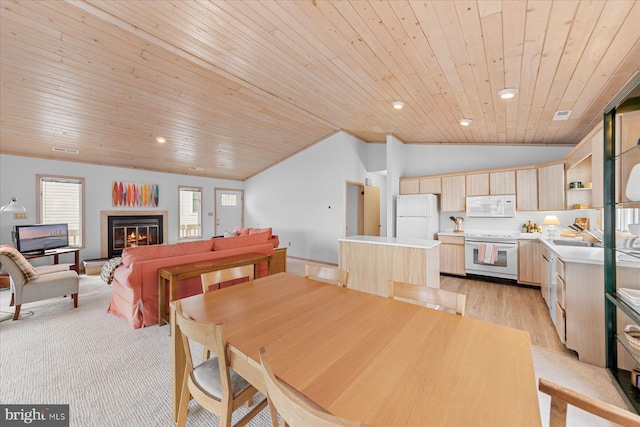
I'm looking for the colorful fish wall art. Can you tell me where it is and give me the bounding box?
[112,181,159,207]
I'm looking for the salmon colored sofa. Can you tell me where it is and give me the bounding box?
[107,229,278,328]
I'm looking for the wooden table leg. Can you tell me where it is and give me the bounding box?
[158,275,167,327]
[73,250,80,273]
[171,303,185,421]
[170,277,178,315]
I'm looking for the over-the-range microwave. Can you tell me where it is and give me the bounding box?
[466,195,516,218]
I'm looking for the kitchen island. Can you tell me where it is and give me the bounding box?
[338,235,440,296]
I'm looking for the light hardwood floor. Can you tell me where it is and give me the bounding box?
[287,257,571,356]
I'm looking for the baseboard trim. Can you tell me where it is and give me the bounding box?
[287,256,338,267]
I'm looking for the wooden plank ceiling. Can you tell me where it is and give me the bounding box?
[1,0,639,180]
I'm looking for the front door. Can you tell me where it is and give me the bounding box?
[214,189,244,236]
[363,186,381,236]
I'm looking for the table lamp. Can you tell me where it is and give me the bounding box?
[542,215,561,238]
[0,197,27,213]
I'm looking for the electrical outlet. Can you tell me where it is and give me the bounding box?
[13,213,27,220]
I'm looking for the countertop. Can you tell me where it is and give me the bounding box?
[437,231,639,269]
[339,235,440,250]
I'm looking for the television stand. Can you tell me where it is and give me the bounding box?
[23,247,80,273]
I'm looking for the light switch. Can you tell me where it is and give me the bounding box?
[13,213,27,220]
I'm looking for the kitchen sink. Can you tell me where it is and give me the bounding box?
[551,239,597,247]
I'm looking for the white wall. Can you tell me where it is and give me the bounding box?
[439,208,601,236]
[402,144,572,177]
[244,132,383,264]
[0,154,243,262]
[385,135,406,238]
[1,139,581,266]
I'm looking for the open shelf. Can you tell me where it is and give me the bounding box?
[608,368,640,414]
[607,292,640,324]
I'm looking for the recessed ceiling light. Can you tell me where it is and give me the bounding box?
[498,88,519,99]
[392,101,405,110]
[155,136,166,143]
[459,118,473,126]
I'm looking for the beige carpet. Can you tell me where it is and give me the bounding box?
[0,274,630,426]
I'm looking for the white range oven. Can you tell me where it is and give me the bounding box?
[464,233,519,280]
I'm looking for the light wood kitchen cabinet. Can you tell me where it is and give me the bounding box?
[517,240,541,285]
[399,178,420,195]
[540,245,550,308]
[538,163,565,210]
[516,168,538,211]
[441,175,466,212]
[555,258,566,344]
[419,177,441,194]
[438,234,466,276]
[490,170,516,195]
[590,129,604,208]
[465,173,489,196]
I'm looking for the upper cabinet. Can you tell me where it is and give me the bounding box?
[466,173,489,196]
[490,171,516,195]
[399,178,420,195]
[441,175,466,212]
[516,169,538,211]
[591,129,604,208]
[400,125,608,210]
[419,177,442,194]
[538,163,565,211]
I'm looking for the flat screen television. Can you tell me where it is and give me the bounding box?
[14,223,70,254]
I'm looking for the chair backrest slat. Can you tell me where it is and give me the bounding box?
[538,378,640,426]
[174,300,232,397]
[201,265,254,293]
[259,347,371,427]
[305,265,349,287]
[387,280,466,316]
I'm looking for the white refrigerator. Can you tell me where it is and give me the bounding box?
[396,194,439,239]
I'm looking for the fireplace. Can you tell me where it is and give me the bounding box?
[101,211,168,259]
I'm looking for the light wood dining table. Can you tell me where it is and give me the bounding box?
[171,272,541,426]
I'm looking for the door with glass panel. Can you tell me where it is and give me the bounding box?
[215,189,243,236]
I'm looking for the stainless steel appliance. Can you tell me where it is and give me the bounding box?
[396,194,439,239]
[466,195,516,218]
[464,232,518,280]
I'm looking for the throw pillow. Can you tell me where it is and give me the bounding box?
[249,227,272,240]
[212,231,270,251]
[100,257,123,285]
[233,226,250,236]
[0,245,38,281]
[224,231,239,238]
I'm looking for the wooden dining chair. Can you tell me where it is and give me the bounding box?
[304,264,349,287]
[387,280,466,316]
[174,300,267,427]
[258,347,372,427]
[201,265,254,293]
[538,378,640,426]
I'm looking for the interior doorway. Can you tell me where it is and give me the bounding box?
[346,181,380,237]
[214,188,244,236]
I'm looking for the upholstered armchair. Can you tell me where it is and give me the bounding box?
[0,246,79,320]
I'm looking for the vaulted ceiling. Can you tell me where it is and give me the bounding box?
[1,1,639,180]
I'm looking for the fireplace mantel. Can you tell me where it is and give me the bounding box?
[101,210,168,258]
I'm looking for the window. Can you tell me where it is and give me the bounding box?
[37,175,84,247]
[179,186,202,239]
[221,193,237,206]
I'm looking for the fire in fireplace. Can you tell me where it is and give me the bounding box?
[107,215,164,258]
